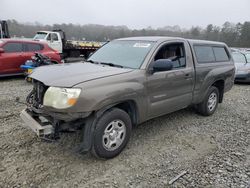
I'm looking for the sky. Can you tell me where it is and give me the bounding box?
[1,0,250,29]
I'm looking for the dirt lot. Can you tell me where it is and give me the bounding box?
[0,77,249,188]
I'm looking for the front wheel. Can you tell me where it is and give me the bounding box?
[197,86,219,116]
[91,108,132,159]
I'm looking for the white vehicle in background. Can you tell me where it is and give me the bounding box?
[232,51,250,83]
[33,30,102,59]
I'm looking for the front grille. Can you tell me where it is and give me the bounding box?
[26,80,48,108]
[35,81,47,104]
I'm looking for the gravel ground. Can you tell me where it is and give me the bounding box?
[0,77,249,188]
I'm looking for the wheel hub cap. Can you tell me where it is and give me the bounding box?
[207,92,217,111]
[102,120,126,151]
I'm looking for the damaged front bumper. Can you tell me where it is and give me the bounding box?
[20,109,54,137]
[20,107,91,137]
[20,80,95,152]
[30,105,91,122]
[20,108,96,153]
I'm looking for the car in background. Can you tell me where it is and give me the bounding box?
[245,52,250,63]
[0,39,62,77]
[232,51,250,83]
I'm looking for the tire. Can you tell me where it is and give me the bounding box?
[50,61,58,64]
[197,86,219,116]
[25,77,32,82]
[91,108,132,159]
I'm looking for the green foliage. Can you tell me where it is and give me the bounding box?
[7,20,250,47]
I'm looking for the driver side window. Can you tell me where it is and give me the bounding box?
[154,43,186,69]
[51,33,59,41]
[47,34,51,41]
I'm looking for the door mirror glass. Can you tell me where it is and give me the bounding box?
[152,59,173,72]
[0,48,4,53]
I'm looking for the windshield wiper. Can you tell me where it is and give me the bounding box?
[100,62,124,68]
[86,60,124,68]
[86,59,98,64]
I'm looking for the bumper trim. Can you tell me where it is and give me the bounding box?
[29,106,91,122]
[20,109,54,137]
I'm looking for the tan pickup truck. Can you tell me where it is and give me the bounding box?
[20,37,235,159]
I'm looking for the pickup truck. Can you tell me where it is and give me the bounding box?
[33,30,102,59]
[20,37,235,159]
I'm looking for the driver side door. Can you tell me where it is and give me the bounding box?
[146,41,194,119]
[47,33,62,53]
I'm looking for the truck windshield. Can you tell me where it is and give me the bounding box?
[33,32,47,40]
[232,52,247,64]
[88,40,155,69]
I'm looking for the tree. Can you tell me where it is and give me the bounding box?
[220,22,239,46]
[239,22,250,47]
[5,19,250,47]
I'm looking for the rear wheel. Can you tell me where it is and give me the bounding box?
[91,108,132,159]
[197,86,219,116]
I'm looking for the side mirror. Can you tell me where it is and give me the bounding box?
[152,59,173,73]
[0,48,4,54]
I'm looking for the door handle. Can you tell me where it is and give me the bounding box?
[184,73,192,80]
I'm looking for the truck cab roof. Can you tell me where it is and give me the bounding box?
[117,36,226,46]
[37,31,56,33]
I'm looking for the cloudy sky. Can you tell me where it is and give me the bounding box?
[1,0,250,29]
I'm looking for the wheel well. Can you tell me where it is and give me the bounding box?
[113,100,138,126]
[51,60,58,64]
[212,80,225,103]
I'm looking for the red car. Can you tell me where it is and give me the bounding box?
[0,39,62,76]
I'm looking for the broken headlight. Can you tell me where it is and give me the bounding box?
[43,87,81,109]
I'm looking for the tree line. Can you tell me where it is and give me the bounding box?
[6,19,250,47]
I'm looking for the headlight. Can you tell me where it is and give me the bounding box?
[43,87,81,109]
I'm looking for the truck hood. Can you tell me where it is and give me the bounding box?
[33,39,46,42]
[30,62,133,87]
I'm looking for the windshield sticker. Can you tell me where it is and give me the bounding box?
[133,43,151,48]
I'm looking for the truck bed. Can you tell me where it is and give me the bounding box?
[64,40,102,50]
